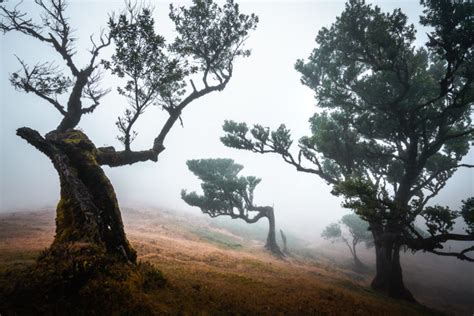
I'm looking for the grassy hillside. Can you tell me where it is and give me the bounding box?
[0,208,464,315]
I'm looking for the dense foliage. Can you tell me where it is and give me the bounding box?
[222,0,473,261]
[182,159,262,218]
[221,0,473,300]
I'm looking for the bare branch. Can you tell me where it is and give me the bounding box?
[153,76,231,153]
[34,0,80,75]
[10,57,70,116]
[456,163,474,168]
[0,1,52,43]
[190,79,197,93]
[88,29,111,68]
[3,0,110,132]
[81,68,110,114]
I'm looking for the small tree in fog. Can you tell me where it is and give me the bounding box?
[322,213,373,269]
[220,0,473,302]
[280,229,289,254]
[182,158,283,256]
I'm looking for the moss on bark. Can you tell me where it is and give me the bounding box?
[46,129,136,262]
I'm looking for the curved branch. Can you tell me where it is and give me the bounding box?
[99,76,230,168]
[96,146,164,167]
[240,210,267,224]
[404,232,474,262]
[153,78,230,152]
[222,121,337,184]
[427,246,474,262]
[283,149,337,185]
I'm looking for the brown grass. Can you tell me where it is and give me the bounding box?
[0,208,443,315]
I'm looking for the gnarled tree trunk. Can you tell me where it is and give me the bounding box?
[370,223,414,302]
[264,208,284,257]
[17,128,136,263]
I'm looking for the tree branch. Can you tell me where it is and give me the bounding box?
[153,78,230,153]
[96,146,164,167]
[405,232,474,260]
[10,57,70,116]
[0,2,53,43]
[427,246,474,262]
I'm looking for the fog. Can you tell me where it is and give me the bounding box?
[0,0,472,242]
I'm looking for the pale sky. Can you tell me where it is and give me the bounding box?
[1,0,472,239]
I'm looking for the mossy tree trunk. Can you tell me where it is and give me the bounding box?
[17,128,136,263]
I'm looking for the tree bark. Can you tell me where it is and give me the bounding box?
[17,128,136,263]
[370,223,415,302]
[264,208,284,257]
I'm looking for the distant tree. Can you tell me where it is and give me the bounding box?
[182,158,284,256]
[0,0,257,264]
[280,229,289,254]
[322,214,373,268]
[220,0,473,301]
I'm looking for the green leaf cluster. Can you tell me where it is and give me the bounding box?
[181,158,262,219]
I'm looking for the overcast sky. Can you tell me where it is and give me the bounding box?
[1,0,472,239]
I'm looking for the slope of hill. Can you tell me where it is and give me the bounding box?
[0,207,466,315]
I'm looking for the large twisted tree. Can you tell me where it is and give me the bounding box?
[221,0,473,301]
[182,158,283,256]
[1,0,257,263]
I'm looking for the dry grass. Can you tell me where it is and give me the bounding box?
[0,208,451,315]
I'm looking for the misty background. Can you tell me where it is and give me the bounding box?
[1,0,472,241]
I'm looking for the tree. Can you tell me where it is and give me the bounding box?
[322,213,373,269]
[280,229,289,254]
[221,0,473,302]
[1,0,257,264]
[182,158,284,256]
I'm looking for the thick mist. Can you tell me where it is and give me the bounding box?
[1,0,472,243]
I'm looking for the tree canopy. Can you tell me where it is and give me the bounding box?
[1,0,258,167]
[322,214,373,248]
[182,158,266,223]
[222,0,473,261]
